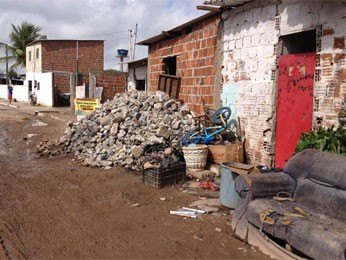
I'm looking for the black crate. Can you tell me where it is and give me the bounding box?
[143,162,186,188]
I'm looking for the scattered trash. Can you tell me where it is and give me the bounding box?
[160,197,167,201]
[193,234,204,241]
[169,207,205,219]
[23,134,37,140]
[130,203,140,207]
[32,119,47,127]
[199,180,218,191]
[215,227,222,233]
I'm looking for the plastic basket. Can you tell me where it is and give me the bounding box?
[143,162,186,188]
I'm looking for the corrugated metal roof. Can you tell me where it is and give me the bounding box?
[137,12,220,46]
[203,0,254,7]
[128,57,148,68]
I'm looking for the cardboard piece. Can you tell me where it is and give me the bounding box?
[222,162,261,175]
[208,142,244,164]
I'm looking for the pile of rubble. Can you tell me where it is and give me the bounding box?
[37,91,198,171]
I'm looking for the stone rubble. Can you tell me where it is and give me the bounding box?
[37,91,199,171]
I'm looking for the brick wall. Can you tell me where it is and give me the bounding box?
[148,13,221,113]
[94,71,127,102]
[41,40,104,73]
[222,0,346,165]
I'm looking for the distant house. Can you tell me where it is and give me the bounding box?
[127,58,148,91]
[25,39,126,106]
[138,11,222,113]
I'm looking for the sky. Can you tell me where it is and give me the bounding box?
[0,0,208,73]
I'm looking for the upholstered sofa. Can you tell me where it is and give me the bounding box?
[232,149,346,260]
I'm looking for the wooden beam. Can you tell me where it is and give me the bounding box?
[196,5,221,12]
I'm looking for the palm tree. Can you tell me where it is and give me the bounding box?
[5,21,46,70]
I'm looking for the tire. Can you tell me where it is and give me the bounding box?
[181,131,202,146]
[228,119,239,137]
[213,107,232,125]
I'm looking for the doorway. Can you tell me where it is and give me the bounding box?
[275,30,316,167]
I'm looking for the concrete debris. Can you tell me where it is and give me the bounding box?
[215,227,223,233]
[36,91,198,171]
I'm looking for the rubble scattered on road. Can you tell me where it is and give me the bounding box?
[32,119,48,127]
[36,91,198,171]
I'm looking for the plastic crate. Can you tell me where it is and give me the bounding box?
[143,162,186,188]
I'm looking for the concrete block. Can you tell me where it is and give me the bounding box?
[235,38,243,49]
[233,48,241,60]
[243,36,251,47]
[263,45,274,58]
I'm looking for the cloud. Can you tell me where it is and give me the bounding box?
[0,0,207,72]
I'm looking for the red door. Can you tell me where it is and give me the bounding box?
[275,53,315,167]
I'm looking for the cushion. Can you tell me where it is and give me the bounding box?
[284,149,320,180]
[246,198,346,260]
[287,217,346,260]
[308,151,346,190]
[295,178,346,221]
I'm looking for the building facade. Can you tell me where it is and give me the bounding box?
[25,39,126,106]
[138,12,222,113]
[214,0,346,166]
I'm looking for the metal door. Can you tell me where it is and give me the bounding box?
[275,53,315,167]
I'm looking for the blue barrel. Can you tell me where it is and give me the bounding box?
[220,162,241,208]
[117,49,128,57]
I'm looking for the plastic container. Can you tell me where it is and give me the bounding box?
[220,162,241,208]
[117,49,128,57]
[143,162,186,189]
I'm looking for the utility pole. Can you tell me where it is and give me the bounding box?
[133,23,138,61]
[128,29,133,63]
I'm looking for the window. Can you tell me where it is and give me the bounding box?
[36,48,39,59]
[28,51,32,61]
[136,79,145,91]
[163,56,177,76]
[37,82,40,90]
[281,30,316,55]
[28,80,32,91]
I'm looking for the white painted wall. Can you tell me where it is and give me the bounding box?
[222,0,346,165]
[26,43,42,73]
[128,66,147,91]
[0,84,29,103]
[26,72,53,106]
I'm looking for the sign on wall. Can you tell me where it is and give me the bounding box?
[74,98,100,120]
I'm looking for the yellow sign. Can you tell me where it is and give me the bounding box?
[74,98,100,116]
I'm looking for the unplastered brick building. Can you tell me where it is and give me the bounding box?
[138,12,222,113]
[26,39,126,106]
[202,0,346,167]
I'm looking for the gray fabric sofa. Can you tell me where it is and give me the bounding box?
[232,149,346,260]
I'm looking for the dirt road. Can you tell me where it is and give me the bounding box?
[0,99,268,259]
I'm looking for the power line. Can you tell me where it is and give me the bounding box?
[79,30,127,39]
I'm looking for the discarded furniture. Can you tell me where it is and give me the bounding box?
[232,149,346,260]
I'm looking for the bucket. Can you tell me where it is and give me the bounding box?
[182,144,208,172]
[220,162,241,208]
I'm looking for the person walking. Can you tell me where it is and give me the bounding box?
[8,84,13,105]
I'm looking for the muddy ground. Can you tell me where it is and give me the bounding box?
[0,99,268,259]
